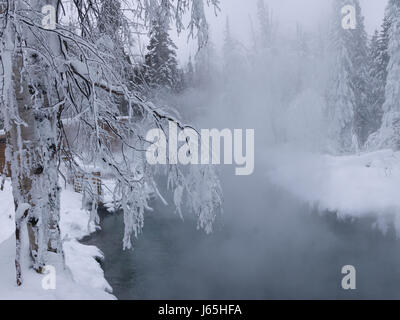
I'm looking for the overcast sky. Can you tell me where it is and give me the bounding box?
[174,0,389,64]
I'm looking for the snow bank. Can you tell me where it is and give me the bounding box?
[0,181,115,300]
[60,188,113,295]
[267,148,400,232]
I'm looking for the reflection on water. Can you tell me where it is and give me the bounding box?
[83,172,400,300]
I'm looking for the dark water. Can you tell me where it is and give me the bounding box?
[83,171,400,300]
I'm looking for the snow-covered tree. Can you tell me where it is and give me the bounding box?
[0,0,222,286]
[223,17,245,80]
[257,0,273,50]
[326,0,370,152]
[367,14,391,140]
[223,17,234,67]
[295,24,310,58]
[144,11,180,90]
[367,0,400,150]
[185,55,195,88]
[194,37,218,87]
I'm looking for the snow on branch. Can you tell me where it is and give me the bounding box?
[0,0,222,252]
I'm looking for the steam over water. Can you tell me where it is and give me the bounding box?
[73,1,397,300]
[84,161,400,299]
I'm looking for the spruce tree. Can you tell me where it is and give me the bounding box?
[194,38,217,86]
[257,0,273,49]
[223,17,243,79]
[367,15,391,140]
[368,0,400,150]
[144,14,179,90]
[184,56,194,88]
[326,0,370,152]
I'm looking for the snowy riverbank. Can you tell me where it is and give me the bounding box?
[0,180,115,300]
[267,147,400,235]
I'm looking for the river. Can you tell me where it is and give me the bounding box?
[83,168,400,299]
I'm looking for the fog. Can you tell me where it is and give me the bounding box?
[175,0,388,63]
[86,146,400,299]
[80,0,400,299]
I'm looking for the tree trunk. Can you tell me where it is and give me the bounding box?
[1,0,63,285]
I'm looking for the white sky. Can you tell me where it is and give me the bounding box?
[174,0,389,64]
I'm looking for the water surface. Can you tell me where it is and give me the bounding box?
[84,172,400,299]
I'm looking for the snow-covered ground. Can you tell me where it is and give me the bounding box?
[0,180,115,300]
[3,146,400,299]
[267,148,400,235]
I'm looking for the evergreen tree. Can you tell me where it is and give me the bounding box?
[367,15,391,140]
[257,0,273,49]
[295,24,310,57]
[223,17,234,62]
[223,17,243,79]
[326,0,370,152]
[186,55,195,87]
[144,14,180,90]
[367,0,400,150]
[194,38,218,86]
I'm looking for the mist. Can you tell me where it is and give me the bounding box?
[2,0,400,303]
[175,0,388,63]
[80,0,400,299]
